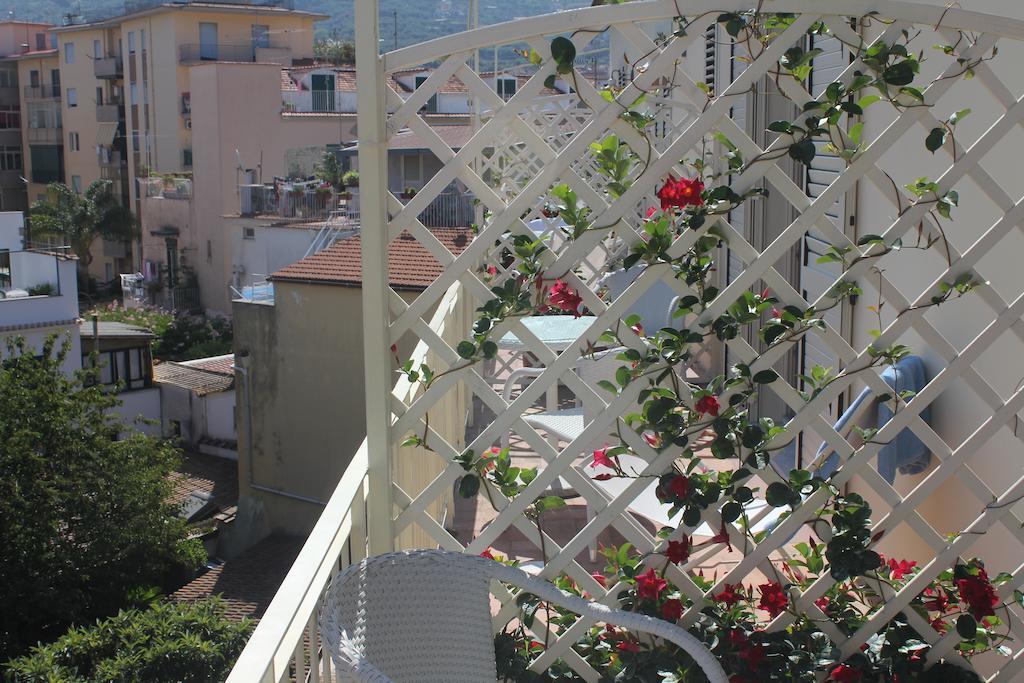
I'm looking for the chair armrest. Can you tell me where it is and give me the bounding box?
[501,366,546,402]
[488,563,728,683]
[321,628,396,682]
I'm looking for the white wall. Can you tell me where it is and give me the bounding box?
[0,325,82,375]
[0,211,23,251]
[111,387,162,436]
[231,220,356,291]
[203,390,236,442]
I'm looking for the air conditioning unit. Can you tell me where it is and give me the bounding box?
[184,117,192,129]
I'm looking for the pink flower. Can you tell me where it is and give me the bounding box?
[631,322,644,336]
[887,558,917,581]
[487,264,498,275]
[547,279,583,316]
[661,598,683,621]
[616,640,640,653]
[642,432,661,448]
[714,584,744,607]
[665,538,690,564]
[645,206,658,219]
[695,394,720,416]
[590,445,615,470]
[635,567,667,601]
[591,571,607,588]
[657,175,705,212]
[758,581,789,618]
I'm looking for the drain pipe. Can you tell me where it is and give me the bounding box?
[233,351,326,507]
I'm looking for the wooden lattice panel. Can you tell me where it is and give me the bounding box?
[370,3,1024,680]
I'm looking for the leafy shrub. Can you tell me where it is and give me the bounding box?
[342,169,359,187]
[25,283,54,296]
[5,598,252,682]
[88,304,232,361]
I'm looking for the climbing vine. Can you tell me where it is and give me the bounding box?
[398,7,1004,682]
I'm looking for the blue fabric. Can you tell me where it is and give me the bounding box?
[814,355,932,483]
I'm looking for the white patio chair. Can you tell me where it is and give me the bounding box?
[320,549,729,683]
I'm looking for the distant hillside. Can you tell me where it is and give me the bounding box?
[0,1,592,50]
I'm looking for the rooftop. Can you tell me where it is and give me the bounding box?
[171,534,303,622]
[79,320,156,340]
[168,451,239,517]
[270,227,474,291]
[154,357,235,396]
[53,1,327,33]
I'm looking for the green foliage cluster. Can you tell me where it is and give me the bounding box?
[89,303,232,361]
[5,598,252,682]
[0,338,206,659]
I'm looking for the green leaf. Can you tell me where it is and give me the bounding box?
[543,74,557,90]
[956,614,978,639]
[883,61,916,86]
[766,482,794,507]
[767,120,794,134]
[459,474,480,498]
[721,501,742,523]
[752,369,779,384]
[456,341,477,359]
[925,127,946,153]
[788,138,816,165]
[949,108,971,125]
[550,36,576,66]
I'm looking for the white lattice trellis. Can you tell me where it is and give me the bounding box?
[351,2,1024,680]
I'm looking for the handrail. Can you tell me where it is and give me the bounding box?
[226,443,369,682]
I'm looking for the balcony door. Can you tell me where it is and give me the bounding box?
[310,74,335,112]
[199,22,218,61]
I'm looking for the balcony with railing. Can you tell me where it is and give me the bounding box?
[281,89,351,114]
[23,84,60,100]
[94,55,123,80]
[0,246,77,327]
[139,175,192,200]
[238,182,338,221]
[179,42,291,65]
[26,126,62,145]
[96,102,124,123]
[227,3,1024,682]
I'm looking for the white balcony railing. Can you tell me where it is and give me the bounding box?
[227,281,470,681]
[281,90,350,114]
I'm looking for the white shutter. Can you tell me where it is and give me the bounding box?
[797,30,855,464]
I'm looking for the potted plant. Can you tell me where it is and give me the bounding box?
[400,187,417,200]
[541,203,560,218]
[342,170,359,188]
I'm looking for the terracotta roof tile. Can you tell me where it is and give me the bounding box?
[168,451,239,512]
[182,354,235,376]
[170,534,303,622]
[154,361,235,396]
[270,227,473,291]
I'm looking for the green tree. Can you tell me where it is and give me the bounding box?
[0,337,205,659]
[5,598,252,682]
[313,37,355,64]
[28,179,137,278]
[314,149,344,189]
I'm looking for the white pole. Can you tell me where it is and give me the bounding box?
[355,0,395,555]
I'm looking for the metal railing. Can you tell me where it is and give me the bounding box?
[226,281,469,681]
[23,85,60,100]
[409,187,476,227]
[26,126,62,144]
[281,90,348,114]
[238,184,337,220]
[96,103,123,123]
[179,42,290,64]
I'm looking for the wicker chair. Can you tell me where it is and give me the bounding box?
[320,549,727,683]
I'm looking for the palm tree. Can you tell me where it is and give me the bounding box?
[28,180,137,279]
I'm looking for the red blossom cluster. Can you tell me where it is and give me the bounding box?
[546,279,584,316]
[957,565,999,621]
[656,175,705,212]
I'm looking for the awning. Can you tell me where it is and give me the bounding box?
[96,122,118,146]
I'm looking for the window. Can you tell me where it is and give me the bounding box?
[140,29,145,51]
[0,250,10,289]
[93,39,102,58]
[129,82,137,105]
[0,69,16,88]
[243,227,255,240]
[414,75,438,113]
[83,346,152,391]
[66,88,77,107]
[401,154,422,188]
[35,33,46,51]
[142,81,148,104]
[0,146,22,171]
[96,86,103,105]
[51,69,59,88]
[183,148,192,167]
[0,106,19,129]
[68,131,79,151]
[71,175,81,193]
[105,262,113,281]
[64,42,74,64]
[252,24,270,49]
[29,146,62,184]
[496,76,517,99]
[128,31,136,54]
[206,239,212,263]
[29,70,38,88]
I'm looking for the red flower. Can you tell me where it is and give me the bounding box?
[710,521,733,552]
[814,596,831,613]
[631,322,645,336]
[590,445,615,470]
[547,279,583,316]
[635,567,668,601]
[591,571,607,588]
[714,583,744,607]
[727,629,748,648]
[487,264,498,275]
[957,567,999,620]
[661,598,683,621]
[669,475,691,500]
[665,538,690,564]
[390,343,398,354]
[757,581,789,618]
[887,558,917,581]
[739,642,766,670]
[645,206,658,219]
[829,664,862,682]
[657,175,705,212]
[642,432,661,449]
[481,548,496,560]
[923,589,950,613]
[695,394,720,416]
[616,640,640,653]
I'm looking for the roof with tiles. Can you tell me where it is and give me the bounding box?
[168,451,239,513]
[170,534,303,622]
[154,359,234,396]
[181,353,235,376]
[270,227,474,291]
